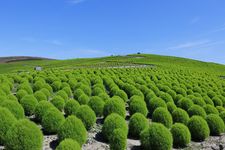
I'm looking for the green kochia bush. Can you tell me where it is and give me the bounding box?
[34,90,47,101]
[177,98,194,111]
[42,107,65,133]
[58,115,87,146]
[34,101,54,122]
[129,113,149,138]
[20,95,38,116]
[102,113,128,141]
[167,102,177,114]
[188,105,206,118]
[88,96,105,117]
[5,119,43,150]
[77,94,89,105]
[129,98,148,116]
[171,123,191,148]
[103,97,126,118]
[148,97,167,116]
[0,107,17,144]
[220,111,225,124]
[203,104,219,115]
[1,100,25,119]
[57,90,69,101]
[152,107,173,128]
[64,99,80,116]
[51,96,65,111]
[172,108,190,125]
[110,129,127,150]
[187,116,210,142]
[212,96,223,106]
[140,123,173,150]
[205,114,225,135]
[56,138,81,150]
[76,105,96,130]
[16,89,28,100]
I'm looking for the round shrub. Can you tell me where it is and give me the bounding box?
[188,105,206,118]
[129,113,149,138]
[203,104,219,115]
[7,94,18,101]
[152,107,172,128]
[57,90,69,101]
[16,89,28,100]
[216,106,225,113]
[129,98,148,116]
[148,97,167,116]
[73,89,84,100]
[34,101,54,122]
[191,97,206,106]
[140,122,172,150]
[76,105,96,129]
[58,115,87,146]
[40,88,51,98]
[167,102,177,114]
[20,95,38,115]
[51,96,65,111]
[5,119,43,150]
[171,123,191,148]
[177,98,194,111]
[42,107,65,133]
[64,99,80,116]
[110,129,127,150]
[187,116,210,142]
[1,100,25,119]
[88,96,105,117]
[102,113,128,141]
[220,111,225,124]
[56,138,81,150]
[212,96,223,106]
[34,91,47,101]
[205,114,225,136]
[172,108,189,125]
[62,87,73,97]
[103,97,126,118]
[77,94,89,105]
[52,81,62,92]
[0,107,17,144]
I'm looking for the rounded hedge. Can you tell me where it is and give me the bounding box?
[42,107,65,133]
[88,96,105,117]
[7,94,18,101]
[0,107,17,144]
[51,96,65,111]
[220,111,225,124]
[76,105,96,130]
[56,138,81,150]
[177,98,194,111]
[40,88,51,98]
[102,113,128,141]
[5,119,43,150]
[34,101,54,122]
[103,97,126,118]
[172,108,190,125]
[16,89,28,100]
[203,104,219,115]
[110,128,127,150]
[52,81,62,92]
[34,91,47,102]
[64,99,80,116]
[57,90,69,101]
[148,97,167,116]
[212,96,223,107]
[140,122,172,150]
[205,114,225,136]
[188,105,206,118]
[20,95,38,116]
[58,115,87,146]
[217,106,225,113]
[73,89,84,100]
[129,98,148,116]
[152,107,173,128]
[0,100,25,119]
[167,102,177,114]
[77,94,89,105]
[171,123,191,148]
[129,113,149,138]
[187,116,210,142]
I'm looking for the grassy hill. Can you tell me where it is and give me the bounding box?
[0,54,225,75]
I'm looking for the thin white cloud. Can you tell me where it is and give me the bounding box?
[45,40,63,46]
[190,17,200,25]
[67,0,86,4]
[167,40,211,50]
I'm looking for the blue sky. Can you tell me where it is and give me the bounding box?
[0,0,225,64]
